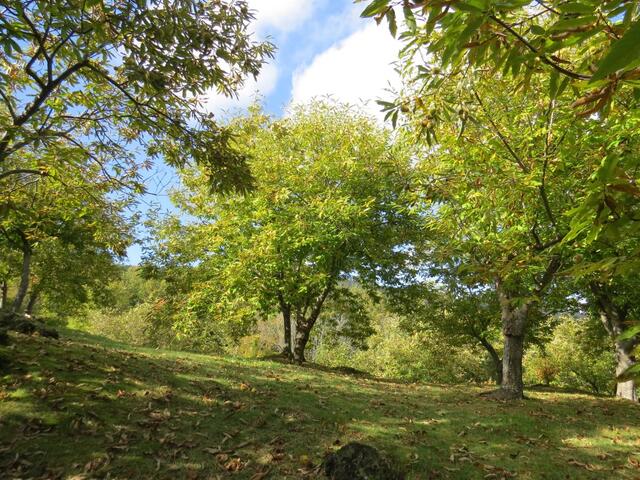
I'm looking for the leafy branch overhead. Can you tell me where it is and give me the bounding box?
[0,0,274,191]
[360,0,640,116]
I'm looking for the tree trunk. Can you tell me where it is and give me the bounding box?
[478,336,503,385]
[590,283,638,402]
[614,337,637,401]
[501,333,524,398]
[25,289,39,317]
[291,281,334,364]
[496,281,529,400]
[292,318,311,364]
[12,239,31,313]
[281,304,292,359]
[0,280,7,310]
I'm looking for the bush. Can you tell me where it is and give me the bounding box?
[313,315,492,383]
[84,303,157,347]
[524,317,615,394]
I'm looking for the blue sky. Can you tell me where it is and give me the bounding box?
[126,0,401,264]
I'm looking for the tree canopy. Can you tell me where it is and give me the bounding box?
[0,0,274,192]
[147,102,418,362]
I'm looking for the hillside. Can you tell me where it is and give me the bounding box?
[1,330,639,479]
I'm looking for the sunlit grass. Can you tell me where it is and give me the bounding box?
[1,329,639,479]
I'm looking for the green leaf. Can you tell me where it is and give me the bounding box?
[403,6,417,33]
[360,0,390,18]
[597,154,620,183]
[550,15,597,32]
[618,323,640,341]
[557,2,596,15]
[617,363,640,381]
[456,0,488,13]
[591,20,640,82]
[549,70,559,99]
[458,15,485,47]
[530,25,546,36]
[386,8,397,38]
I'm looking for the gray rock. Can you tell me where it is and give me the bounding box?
[323,442,404,480]
[0,313,58,339]
[37,326,59,339]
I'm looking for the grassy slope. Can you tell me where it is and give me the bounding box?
[1,330,639,480]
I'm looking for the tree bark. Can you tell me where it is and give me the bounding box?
[590,282,638,402]
[615,337,637,401]
[291,284,333,363]
[292,316,312,364]
[25,289,39,316]
[293,309,326,363]
[281,304,292,359]
[0,280,7,310]
[12,235,32,313]
[496,281,529,399]
[478,335,503,385]
[492,257,560,400]
[501,332,525,398]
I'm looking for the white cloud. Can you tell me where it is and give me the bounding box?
[290,22,401,120]
[200,62,279,116]
[248,0,319,35]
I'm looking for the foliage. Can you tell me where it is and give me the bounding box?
[0,161,133,316]
[524,317,616,395]
[28,235,121,318]
[387,278,503,377]
[147,102,417,360]
[360,0,640,116]
[307,287,376,354]
[308,294,493,383]
[0,0,274,193]
[76,267,182,349]
[353,319,491,383]
[390,70,596,395]
[361,0,640,374]
[83,302,160,347]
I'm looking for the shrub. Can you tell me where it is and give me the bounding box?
[524,317,615,394]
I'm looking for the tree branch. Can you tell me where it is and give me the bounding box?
[472,87,530,173]
[489,15,590,81]
[0,169,47,181]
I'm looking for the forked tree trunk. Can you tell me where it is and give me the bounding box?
[291,285,333,364]
[293,318,313,364]
[12,238,32,313]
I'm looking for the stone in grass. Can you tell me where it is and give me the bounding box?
[37,326,59,340]
[0,312,59,340]
[323,442,404,480]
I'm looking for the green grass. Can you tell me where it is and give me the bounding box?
[1,330,639,479]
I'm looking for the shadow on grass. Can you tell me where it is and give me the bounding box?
[1,330,639,479]
[258,353,411,385]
